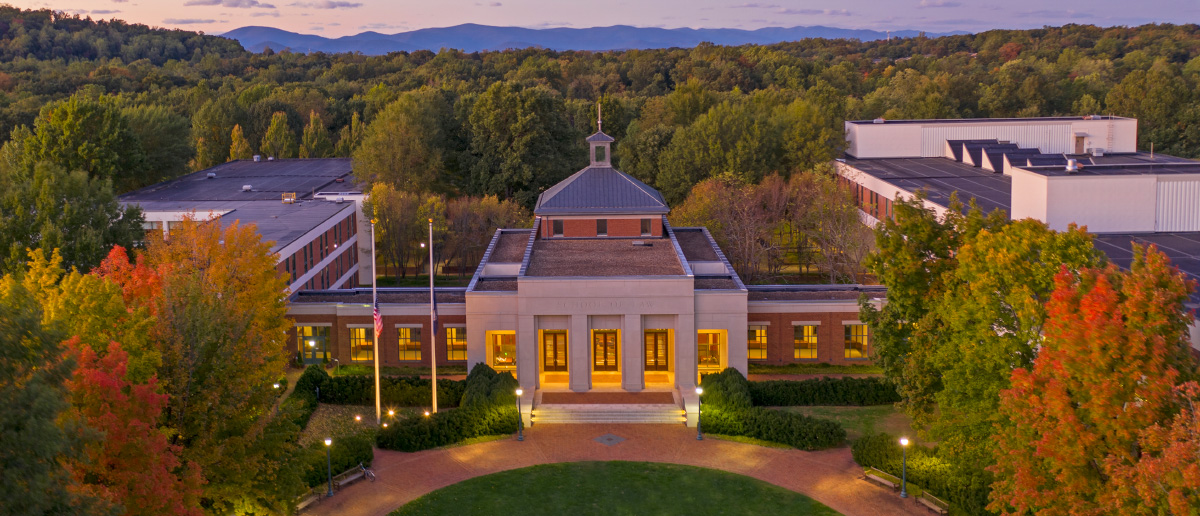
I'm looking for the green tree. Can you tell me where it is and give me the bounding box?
[656,100,779,204]
[333,112,365,158]
[298,110,332,159]
[190,99,236,170]
[228,124,253,161]
[260,111,297,159]
[0,161,144,275]
[353,90,450,191]
[122,104,193,184]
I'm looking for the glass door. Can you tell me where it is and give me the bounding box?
[644,330,669,371]
[542,331,567,372]
[698,332,722,372]
[298,326,328,365]
[592,331,618,372]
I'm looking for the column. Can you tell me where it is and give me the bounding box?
[568,314,590,392]
[517,315,537,391]
[621,314,643,391]
[676,314,699,427]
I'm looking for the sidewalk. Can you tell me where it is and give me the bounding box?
[304,424,928,516]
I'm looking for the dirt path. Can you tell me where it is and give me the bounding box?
[303,424,928,516]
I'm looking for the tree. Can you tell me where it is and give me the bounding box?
[0,161,144,275]
[228,124,253,161]
[442,195,529,277]
[990,245,1197,515]
[365,183,424,280]
[333,112,365,158]
[804,171,872,283]
[299,110,333,159]
[190,99,236,170]
[1106,381,1200,515]
[65,339,203,516]
[260,111,297,159]
[353,90,449,191]
[656,100,780,205]
[122,104,193,184]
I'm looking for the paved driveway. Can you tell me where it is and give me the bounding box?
[305,424,929,516]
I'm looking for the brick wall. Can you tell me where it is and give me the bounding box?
[288,312,468,367]
[541,216,663,238]
[746,311,871,365]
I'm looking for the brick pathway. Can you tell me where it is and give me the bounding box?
[304,424,929,516]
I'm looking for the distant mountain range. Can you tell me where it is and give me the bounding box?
[221,24,967,54]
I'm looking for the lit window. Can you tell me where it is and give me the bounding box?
[552,219,564,237]
[446,327,467,361]
[596,219,607,236]
[698,332,722,371]
[297,326,329,362]
[844,324,868,359]
[350,327,373,362]
[794,325,818,359]
[491,333,515,370]
[398,327,421,361]
[747,325,767,360]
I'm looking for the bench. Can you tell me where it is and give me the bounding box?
[295,491,321,512]
[333,469,365,489]
[864,473,897,490]
[918,492,950,515]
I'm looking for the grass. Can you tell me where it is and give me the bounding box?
[780,405,915,443]
[373,275,471,288]
[748,362,884,375]
[299,403,377,446]
[391,461,843,516]
[331,364,468,377]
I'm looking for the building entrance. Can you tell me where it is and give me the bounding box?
[645,330,669,371]
[593,331,618,371]
[542,331,568,373]
[298,326,328,365]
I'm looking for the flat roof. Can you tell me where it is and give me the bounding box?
[847,116,1130,125]
[524,237,685,277]
[673,228,719,261]
[1022,159,1200,177]
[490,231,531,263]
[747,284,887,302]
[473,278,517,292]
[1092,233,1200,306]
[219,201,354,254]
[121,158,354,203]
[843,157,1012,214]
[292,288,466,304]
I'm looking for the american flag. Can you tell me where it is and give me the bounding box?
[373,301,382,341]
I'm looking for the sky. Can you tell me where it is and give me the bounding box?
[11,0,1200,38]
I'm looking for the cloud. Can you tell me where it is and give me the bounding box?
[288,0,362,8]
[1017,10,1095,19]
[164,18,216,24]
[250,11,280,16]
[359,22,408,31]
[92,9,121,14]
[111,0,127,2]
[731,3,779,8]
[778,8,851,16]
[918,0,962,7]
[308,25,323,31]
[184,0,275,8]
[490,1,501,6]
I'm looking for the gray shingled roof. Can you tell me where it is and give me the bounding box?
[585,131,615,143]
[533,166,669,215]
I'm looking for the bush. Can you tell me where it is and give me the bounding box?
[700,368,845,450]
[749,377,901,406]
[851,433,991,515]
[299,432,374,488]
[318,375,466,408]
[376,364,519,452]
[286,365,328,429]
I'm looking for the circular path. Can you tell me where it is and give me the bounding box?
[304,424,929,516]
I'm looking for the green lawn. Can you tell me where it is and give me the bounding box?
[780,406,915,442]
[391,461,843,516]
[748,363,884,375]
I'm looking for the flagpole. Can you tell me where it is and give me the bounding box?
[372,218,381,426]
[429,218,438,413]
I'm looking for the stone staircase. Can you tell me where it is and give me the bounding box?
[531,403,687,424]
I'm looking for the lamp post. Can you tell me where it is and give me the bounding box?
[695,386,704,440]
[515,388,524,441]
[899,437,910,498]
[323,438,333,497]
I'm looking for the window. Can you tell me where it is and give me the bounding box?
[446,327,467,361]
[543,331,567,372]
[350,327,373,362]
[552,219,564,237]
[297,326,329,362]
[747,325,767,360]
[596,219,607,236]
[491,333,515,369]
[794,325,818,359]
[645,330,668,371]
[595,145,606,162]
[697,332,721,371]
[593,330,618,371]
[398,327,421,361]
[844,324,868,359]
[640,218,651,236]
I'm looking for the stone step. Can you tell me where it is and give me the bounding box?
[531,404,686,424]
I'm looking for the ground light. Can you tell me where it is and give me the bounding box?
[388,409,395,417]
[695,387,704,440]
[323,438,333,497]
[899,437,910,498]
[355,414,361,422]
[272,383,279,389]
[515,388,524,441]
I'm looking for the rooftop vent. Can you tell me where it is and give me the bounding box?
[267,156,275,161]
[1065,159,1079,173]
[242,184,253,192]
[252,155,261,162]
[1091,148,1105,157]
[335,197,345,204]
[206,172,216,179]
[631,241,652,247]
[873,117,886,124]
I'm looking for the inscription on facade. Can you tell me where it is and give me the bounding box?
[559,300,656,311]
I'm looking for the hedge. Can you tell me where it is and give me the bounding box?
[300,432,374,488]
[748,377,901,406]
[290,364,466,410]
[851,433,991,515]
[376,364,519,452]
[699,368,845,450]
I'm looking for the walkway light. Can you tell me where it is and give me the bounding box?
[324,438,334,497]
[273,383,280,389]
[695,387,704,441]
[387,409,395,417]
[515,388,525,441]
[424,410,430,417]
[899,437,910,498]
[355,414,362,422]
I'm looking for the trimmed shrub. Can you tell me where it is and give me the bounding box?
[851,433,991,515]
[318,375,466,408]
[376,364,519,452]
[299,432,374,488]
[749,377,901,406]
[286,365,328,429]
[700,368,845,450]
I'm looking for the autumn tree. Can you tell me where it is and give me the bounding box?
[228,124,253,161]
[299,110,333,159]
[1106,381,1200,514]
[442,195,529,277]
[260,111,297,159]
[990,245,1197,515]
